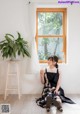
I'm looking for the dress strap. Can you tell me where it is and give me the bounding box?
[57,68,59,75]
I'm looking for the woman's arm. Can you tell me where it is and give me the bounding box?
[55,70,61,93]
[40,69,45,84]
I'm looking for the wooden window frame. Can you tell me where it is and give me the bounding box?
[36,8,67,63]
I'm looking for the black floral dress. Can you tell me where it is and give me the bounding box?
[36,68,75,108]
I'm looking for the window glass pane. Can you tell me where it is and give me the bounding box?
[38,38,64,61]
[38,12,63,35]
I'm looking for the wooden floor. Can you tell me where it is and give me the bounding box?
[0,94,80,114]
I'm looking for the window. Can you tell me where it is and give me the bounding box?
[36,8,67,63]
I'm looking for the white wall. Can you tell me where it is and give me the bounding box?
[0,0,80,94]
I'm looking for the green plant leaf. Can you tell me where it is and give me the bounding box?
[0,32,31,59]
[17,32,21,39]
[6,34,14,38]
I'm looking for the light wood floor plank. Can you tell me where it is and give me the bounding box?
[0,94,80,114]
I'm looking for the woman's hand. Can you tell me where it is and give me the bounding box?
[49,87,55,91]
[54,89,59,94]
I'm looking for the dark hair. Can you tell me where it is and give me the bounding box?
[48,55,59,68]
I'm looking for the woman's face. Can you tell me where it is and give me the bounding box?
[48,59,56,66]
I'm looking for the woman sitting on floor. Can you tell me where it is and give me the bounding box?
[36,56,75,112]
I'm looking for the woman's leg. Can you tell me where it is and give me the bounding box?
[53,96,63,112]
[46,93,53,112]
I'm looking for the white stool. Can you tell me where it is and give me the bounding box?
[4,60,21,100]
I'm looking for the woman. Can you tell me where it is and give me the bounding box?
[36,56,75,112]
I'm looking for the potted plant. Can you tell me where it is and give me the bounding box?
[0,32,31,60]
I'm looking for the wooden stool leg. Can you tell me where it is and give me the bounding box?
[16,63,20,100]
[4,62,10,100]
